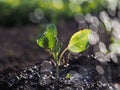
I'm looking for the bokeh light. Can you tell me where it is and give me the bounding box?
[29,8,44,23]
[111,53,118,63]
[74,13,84,23]
[95,52,110,63]
[34,8,44,20]
[112,19,120,32]
[106,0,118,11]
[99,11,112,31]
[107,8,116,17]
[112,30,120,40]
[96,65,104,75]
[109,43,120,54]
[99,42,108,54]
[85,13,92,23]
[52,0,63,9]
[91,16,100,27]
[88,31,99,45]
[69,2,81,13]
[89,24,98,32]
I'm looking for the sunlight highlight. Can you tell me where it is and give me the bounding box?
[52,0,63,9]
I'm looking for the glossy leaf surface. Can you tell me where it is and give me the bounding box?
[68,29,92,53]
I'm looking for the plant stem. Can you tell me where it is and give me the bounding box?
[56,59,59,79]
[53,53,59,79]
[58,47,68,65]
[52,47,68,79]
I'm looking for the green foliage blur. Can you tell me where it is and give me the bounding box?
[0,0,105,26]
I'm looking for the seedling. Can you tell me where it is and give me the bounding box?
[36,24,91,78]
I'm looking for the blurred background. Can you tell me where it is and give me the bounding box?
[0,0,120,77]
[0,0,105,26]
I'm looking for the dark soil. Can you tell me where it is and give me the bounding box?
[0,55,119,90]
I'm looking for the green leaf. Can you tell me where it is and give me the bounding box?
[37,34,48,48]
[68,29,92,53]
[46,24,57,37]
[37,24,57,49]
[53,42,62,56]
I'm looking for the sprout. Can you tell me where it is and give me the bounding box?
[37,24,92,78]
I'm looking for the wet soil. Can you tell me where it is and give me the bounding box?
[0,55,120,90]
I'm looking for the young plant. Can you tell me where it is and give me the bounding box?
[36,24,92,78]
